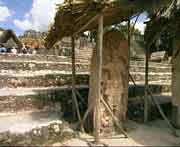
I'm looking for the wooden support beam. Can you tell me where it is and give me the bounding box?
[94,13,103,144]
[71,36,76,121]
[130,70,178,136]
[130,67,178,136]
[148,87,178,137]
[171,38,180,130]
[100,97,128,138]
[144,45,149,123]
[131,13,141,35]
[71,36,84,132]
[73,14,100,37]
[128,19,131,85]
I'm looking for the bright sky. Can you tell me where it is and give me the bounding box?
[0,0,148,36]
[132,12,149,34]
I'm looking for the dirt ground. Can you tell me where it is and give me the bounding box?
[52,119,180,146]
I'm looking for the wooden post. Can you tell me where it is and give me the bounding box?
[128,19,131,85]
[71,36,83,131]
[71,36,76,120]
[144,45,149,123]
[172,38,180,129]
[94,13,103,144]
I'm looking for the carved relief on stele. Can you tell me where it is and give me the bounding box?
[89,30,129,135]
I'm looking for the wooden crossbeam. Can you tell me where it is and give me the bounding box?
[73,14,100,37]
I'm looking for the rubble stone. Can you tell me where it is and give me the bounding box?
[0,121,74,146]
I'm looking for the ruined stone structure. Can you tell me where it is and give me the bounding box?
[48,37,93,56]
[20,30,46,39]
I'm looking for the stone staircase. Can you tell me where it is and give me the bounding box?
[129,60,172,96]
[129,59,172,121]
[0,51,172,145]
[77,47,173,105]
[0,53,90,145]
[77,48,173,120]
[75,47,172,97]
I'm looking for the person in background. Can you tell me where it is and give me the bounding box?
[22,44,28,54]
[6,48,11,53]
[0,44,7,53]
[11,47,17,54]
[32,48,37,54]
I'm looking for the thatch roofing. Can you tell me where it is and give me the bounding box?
[144,0,180,46]
[45,1,131,48]
[45,0,172,48]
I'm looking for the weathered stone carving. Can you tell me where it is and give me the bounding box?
[89,30,129,135]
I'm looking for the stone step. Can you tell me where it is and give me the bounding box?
[130,60,171,67]
[130,72,171,82]
[0,55,172,79]
[0,111,61,133]
[129,81,171,86]
[0,53,89,64]
[0,53,171,68]
[0,112,74,146]
[128,94,172,122]
[0,61,170,73]
[0,60,89,71]
[128,93,172,104]
[0,83,170,114]
[0,86,88,114]
[130,65,172,73]
[0,71,89,88]
[0,61,171,75]
[0,69,171,89]
[0,61,170,78]
[129,83,171,97]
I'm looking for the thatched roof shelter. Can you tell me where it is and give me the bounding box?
[45,1,132,48]
[45,0,171,48]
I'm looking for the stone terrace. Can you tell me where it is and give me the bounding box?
[0,48,172,145]
[0,52,91,145]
